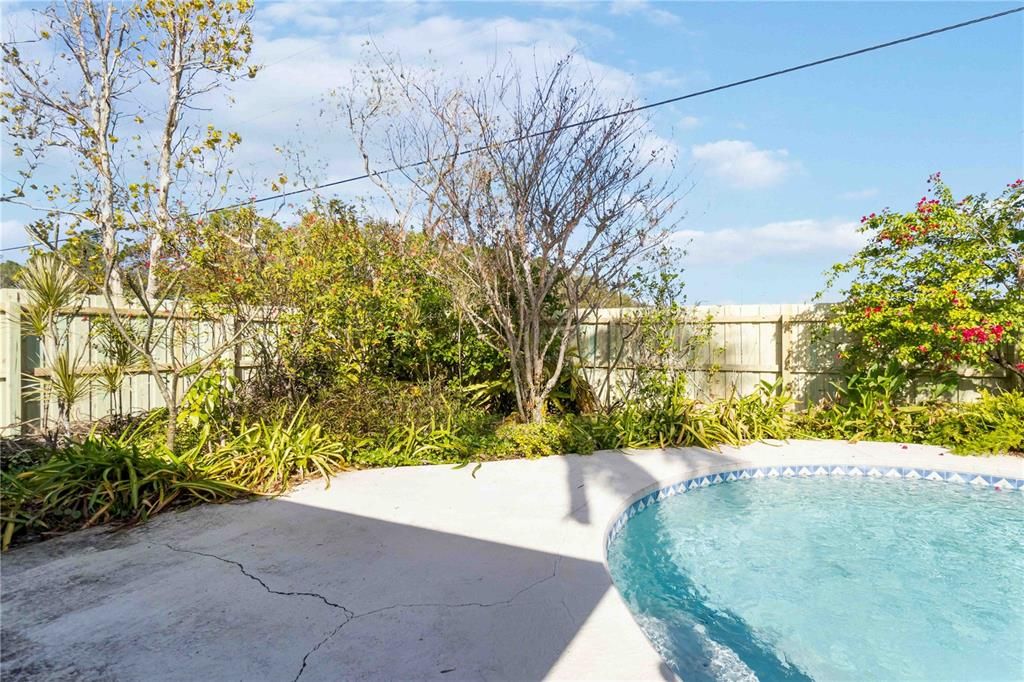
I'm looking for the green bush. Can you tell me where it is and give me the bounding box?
[581,379,792,451]
[488,419,595,459]
[794,363,922,442]
[1,430,242,550]
[920,391,1024,455]
[0,404,347,548]
[794,366,1023,455]
[198,406,347,492]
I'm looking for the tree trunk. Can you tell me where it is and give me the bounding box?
[528,399,546,425]
[164,374,179,452]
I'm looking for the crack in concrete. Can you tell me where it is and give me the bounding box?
[292,617,352,682]
[166,544,562,682]
[163,544,355,617]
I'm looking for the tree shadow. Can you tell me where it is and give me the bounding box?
[1,501,614,682]
[563,446,748,525]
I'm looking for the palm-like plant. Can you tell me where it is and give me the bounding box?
[92,317,143,418]
[17,253,88,445]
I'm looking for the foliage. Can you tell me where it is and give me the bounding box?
[609,251,717,407]
[198,406,346,492]
[168,207,282,312]
[0,260,22,287]
[0,401,346,548]
[177,372,240,431]
[823,175,1024,382]
[1,422,243,550]
[92,316,144,418]
[487,420,595,460]
[582,378,793,451]
[795,364,922,442]
[921,391,1024,455]
[17,253,90,444]
[252,202,504,398]
[796,364,1024,454]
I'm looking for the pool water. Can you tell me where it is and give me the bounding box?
[607,476,1024,681]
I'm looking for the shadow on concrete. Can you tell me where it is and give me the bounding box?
[563,446,749,525]
[1,502,618,682]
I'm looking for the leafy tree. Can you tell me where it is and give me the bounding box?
[823,174,1023,382]
[0,260,22,287]
[2,0,260,449]
[263,202,502,395]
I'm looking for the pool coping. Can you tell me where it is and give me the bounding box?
[604,459,1024,554]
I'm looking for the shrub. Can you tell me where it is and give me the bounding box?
[822,175,1024,382]
[488,419,595,459]
[193,405,347,492]
[794,363,922,442]
[795,365,1023,455]
[1,431,242,550]
[582,379,792,451]
[921,391,1024,455]
[264,202,504,393]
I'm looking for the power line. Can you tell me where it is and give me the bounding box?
[2,5,1021,254]
[208,5,1024,212]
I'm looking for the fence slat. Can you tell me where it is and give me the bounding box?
[0,291,1015,434]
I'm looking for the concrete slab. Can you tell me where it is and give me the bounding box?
[2,440,1020,681]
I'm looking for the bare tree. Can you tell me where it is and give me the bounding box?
[2,0,259,449]
[348,54,679,422]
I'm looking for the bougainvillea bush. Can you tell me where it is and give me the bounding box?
[823,175,1023,385]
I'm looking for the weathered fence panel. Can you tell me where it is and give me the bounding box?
[0,292,1016,435]
[577,303,1015,406]
[0,289,251,436]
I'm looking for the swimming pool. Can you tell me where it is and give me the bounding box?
[606,468,1024,681]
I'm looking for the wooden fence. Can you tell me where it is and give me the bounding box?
[0,292,1016,436]
[0,289,259,436]
[576,303,1015,406]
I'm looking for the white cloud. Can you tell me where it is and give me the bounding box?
[609,0,682,25]
[678,115,701,130]
[640,69,686,88]
[672,219,867,265]
[215,6,664,207]
[839,187,879,200]
[690,139,798,189]
[259,2,344,33]
[0,219,29,252]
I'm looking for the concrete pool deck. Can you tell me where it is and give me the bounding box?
[2,439,1022,681]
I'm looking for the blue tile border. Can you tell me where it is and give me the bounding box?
[605,465,1023,552]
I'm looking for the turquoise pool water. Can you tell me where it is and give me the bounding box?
[607,475,1024,681]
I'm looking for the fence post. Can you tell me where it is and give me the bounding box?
[0,290,21,435]
[778,313,791,392]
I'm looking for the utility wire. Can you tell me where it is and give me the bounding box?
[2,5,1021,254]
[208,5,1024,213]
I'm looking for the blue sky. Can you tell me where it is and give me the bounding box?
[1,1,1021,303]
